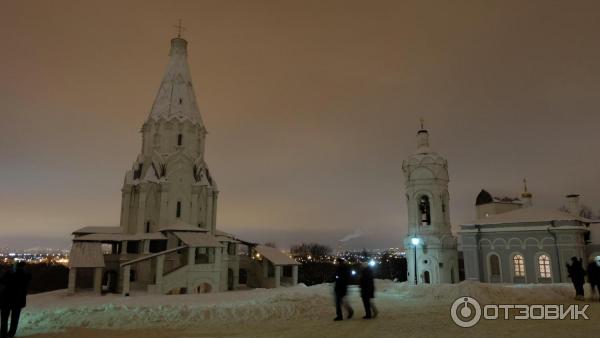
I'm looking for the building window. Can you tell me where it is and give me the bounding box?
[228,243,236,256]
[489,254,501,281]
[179,98,183,104]
[195,248,215,264]
[538,254,552,279]
[176,201,181,218]
[513,254,525,277]
[149,240,167,253]
[418,195,431,226]
[177,133,183,146]
[126,241,140,254]
[145,221,150,233]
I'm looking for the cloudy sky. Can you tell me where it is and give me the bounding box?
[1,0,599,250]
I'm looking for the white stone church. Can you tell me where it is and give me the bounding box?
[68,36,299,295]
[402,126,600,285]
[402,125,459,284]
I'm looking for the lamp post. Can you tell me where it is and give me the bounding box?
[411,237,420,285]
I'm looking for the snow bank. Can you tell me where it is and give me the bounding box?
[20,281,585,336]
[21,285,331,336]
[374,279,579,304]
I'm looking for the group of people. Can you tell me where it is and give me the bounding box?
[0,262,31,338]
[333,259,378,321]
[566,256,600,301]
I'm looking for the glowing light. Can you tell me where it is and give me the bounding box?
[411,237,420,246]
[351,270,356,276]
[307,255,312,260]
[368,260,376,267]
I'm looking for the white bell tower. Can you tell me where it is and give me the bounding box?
[402,120,458,284]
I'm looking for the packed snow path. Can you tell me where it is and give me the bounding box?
[22,281,600,337]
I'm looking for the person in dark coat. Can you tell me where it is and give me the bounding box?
[359,263,378,319]
[1,262,32,338]
[587,258,600,301]
[333,259,353,321]
[566,257,586,301]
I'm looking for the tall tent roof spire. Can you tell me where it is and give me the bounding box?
[147,32,204,126]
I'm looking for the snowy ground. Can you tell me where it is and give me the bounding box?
[19,281,600,338]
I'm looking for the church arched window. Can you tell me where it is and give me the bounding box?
[418,195,431,226]
[512,254,525,277]
[489,253,501,282]
[176,201,182,218]
[177,133,183,146]
[538,254,552,280]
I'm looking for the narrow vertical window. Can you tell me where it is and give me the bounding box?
[177,133,183,146]
[176,201,182,218]
[513,254,525,277]
[538,255,552,279]
[145,221,150,233]
[418,195,431,225]
[489,254,501,282]
[179,98,183,104]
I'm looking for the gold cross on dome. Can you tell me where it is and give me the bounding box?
[173,19,186,38]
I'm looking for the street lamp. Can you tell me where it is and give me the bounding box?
[411,237,420,285]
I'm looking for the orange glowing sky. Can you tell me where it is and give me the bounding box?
[1,0,599,249]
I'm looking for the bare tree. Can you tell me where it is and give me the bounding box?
[290,242,332,260]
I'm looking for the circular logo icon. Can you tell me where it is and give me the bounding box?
[451,296,482,328]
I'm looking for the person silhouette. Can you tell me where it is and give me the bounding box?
[587,257,600,301]
[333,259,354,321]
[359,263,378,319]
[0,261,32,338]
[566,257,586,301]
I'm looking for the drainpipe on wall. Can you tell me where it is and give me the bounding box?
[547,222,562,283]
[476,224,483,282]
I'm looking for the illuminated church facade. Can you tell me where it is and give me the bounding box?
[67,35,298,295]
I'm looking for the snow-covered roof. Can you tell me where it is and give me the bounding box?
[174,232,223,248]
[69,242,105,268]
[214,229,240,243]
[72,226,122,235]
[147,38,204,126]
[156,219,209,233]
[157,225,209,233]
[464,206,593,226]
[74,233,167,242]
[255,245,300,266]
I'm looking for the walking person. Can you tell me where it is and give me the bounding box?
[587,257,600,301]
[359,263,378,319]
[333,259,354,321]
[1,262,32,338]
[566,257,586,301]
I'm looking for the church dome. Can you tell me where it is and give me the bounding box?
[476,189,494,206]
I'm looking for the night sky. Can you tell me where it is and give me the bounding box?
[1,0,599,250]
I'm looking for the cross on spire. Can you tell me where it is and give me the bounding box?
[173,19,186,38]
[523,178,528,192]
[419,117,425,130]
